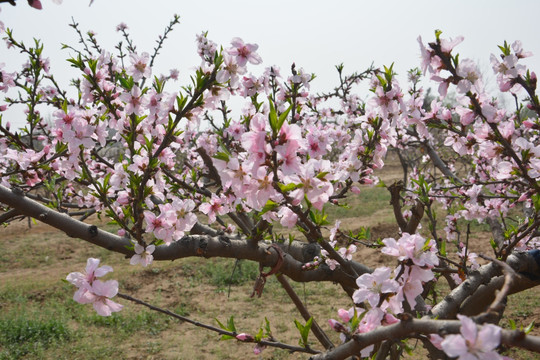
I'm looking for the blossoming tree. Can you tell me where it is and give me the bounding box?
[2,15,540,359]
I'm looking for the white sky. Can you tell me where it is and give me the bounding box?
[2,0,540,128]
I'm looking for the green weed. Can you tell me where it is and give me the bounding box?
[0,316,71,360]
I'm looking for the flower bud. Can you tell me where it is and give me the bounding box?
[235,333,254,341]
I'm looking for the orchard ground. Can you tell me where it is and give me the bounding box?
[1,156,540,360]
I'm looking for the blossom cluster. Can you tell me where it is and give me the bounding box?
[66,258,123,316]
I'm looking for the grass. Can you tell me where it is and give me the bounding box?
[330,186,392,220]
[0,316,71,360]
[0,277,173,359]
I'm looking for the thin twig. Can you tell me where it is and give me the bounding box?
[117,292,320,355]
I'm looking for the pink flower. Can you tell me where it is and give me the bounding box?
[130,243,155,267]
[216,53,246,88]
[199,194,230,223]
[440,35,464,54]
[171,198,197,235]
[85,280,123,316]
[381,233,438,268]
[352,267,399,307]
[228,38,262,67]
[494,161,514,180]
[116,22,128,32]
[127,154,149,175]
[128,52,152,81]
[441,315,502,359]
[338,244,357,261]
[120,86,145,116]
[66,258,113,290]
[196,32,217,59]
[278,207,298,228]
[143,209,175,241]
[456,59,480,94]
[66,259,122,316]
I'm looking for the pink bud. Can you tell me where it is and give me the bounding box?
[328,319,347,333]
[253,343,266,355]
[441,108,452,121]
[337,308,351,322]
[518,192,530,202]
[499,81,512,92]
[29,0,43,9]
[235,333,253,341]
[523,120,535,128]
[351,186,361,194]
[383,313,400,325]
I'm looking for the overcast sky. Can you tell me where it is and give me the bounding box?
[2,0,540,127]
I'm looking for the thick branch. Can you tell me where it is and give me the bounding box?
[310,317,540,360]
[0,208,22,223]
[432,251,540,319]
[0,184,370,288]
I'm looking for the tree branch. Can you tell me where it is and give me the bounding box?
[0,184,370,288]
[310,317,540,360]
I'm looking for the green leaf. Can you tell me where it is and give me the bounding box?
[254,327,263,342]
[400,339,414,355]
[294,317,312,347]
[508,319,517,330]
[524,321,535,334]
[439,239,447,257]
[264,317,272,338]
[278,182,302,192]
[213,152,230,162]
[498,40,511,56]
[227,316,237,333]
[66,55,84,69]
[259,200,279,216]
[118,76,134,91]
[351,308,366,331]
[215,316,236,340]
[421,238,433,252]
[277,104,292,131]
[303,317,313,341]
[309,208,329,226]
[489,238,498,250]
[268,97,278,135]
[532,193,540,212]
